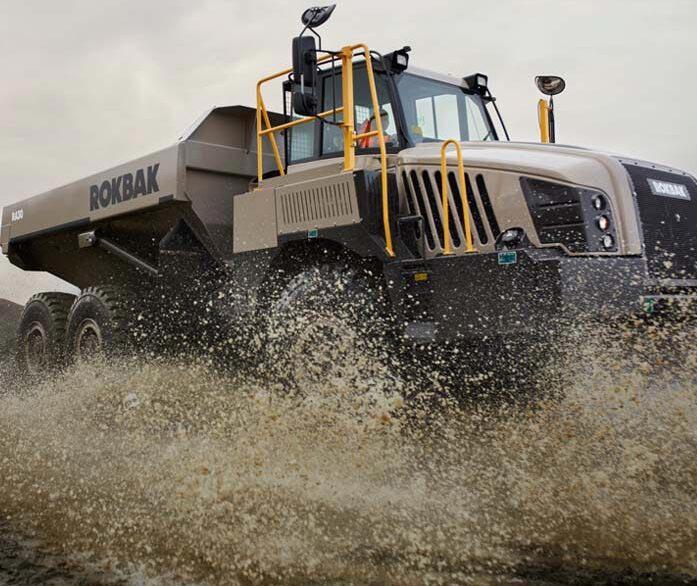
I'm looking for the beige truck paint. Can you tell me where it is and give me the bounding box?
[233,188,278,253]
[398,141,643,256]
[0,106,283,255]
[1,144,183,247]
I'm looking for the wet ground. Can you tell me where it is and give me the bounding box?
[0,520,129,586]
[0,316,696,585]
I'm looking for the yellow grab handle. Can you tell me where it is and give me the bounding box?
[440,140,476,255]
[538,98,551,144]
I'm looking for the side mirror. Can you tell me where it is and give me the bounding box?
[535,75,566,96]
[292,35,318,116]
[293,91,318,117]
[301,4,336,27]
[535,75,565,144]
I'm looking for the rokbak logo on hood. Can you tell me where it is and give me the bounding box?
[89,164,160,211]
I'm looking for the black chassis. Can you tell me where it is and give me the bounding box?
[226,169,685,347]
[384,250,651,344]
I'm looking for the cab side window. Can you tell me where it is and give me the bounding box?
[413,92,489,142]
[321,67,397,155]
[286,90,318,163]
[415,94,460,140]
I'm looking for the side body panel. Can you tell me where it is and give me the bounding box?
[233,188,278,253]
[2,144,184,246]
[0,106,284,287]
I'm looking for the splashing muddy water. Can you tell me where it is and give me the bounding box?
[1,321,696,585]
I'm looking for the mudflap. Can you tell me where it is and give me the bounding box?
[397,331,565,408]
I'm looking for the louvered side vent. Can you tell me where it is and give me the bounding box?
[277,175,359,235]
[476,174,500,239]
[400,166,494,256]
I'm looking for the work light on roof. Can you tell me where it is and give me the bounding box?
[463,73,488,94]
[392,46,411,72]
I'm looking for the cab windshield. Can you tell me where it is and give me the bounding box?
[394,73,496,143]
[285,67,496,164]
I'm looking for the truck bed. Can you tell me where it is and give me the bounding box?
[1,105,284,286]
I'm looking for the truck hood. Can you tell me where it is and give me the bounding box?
[398,139,694,193]
[396,140,649,255]
[398,140,627,183]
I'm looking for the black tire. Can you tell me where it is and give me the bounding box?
[16,292,75,375]
[66,286,133,362]
[264,263,397,391]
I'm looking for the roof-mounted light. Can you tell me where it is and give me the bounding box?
[385,46,411,73]
[464,72,488,94]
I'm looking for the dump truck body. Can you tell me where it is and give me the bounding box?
[5,45,697,378]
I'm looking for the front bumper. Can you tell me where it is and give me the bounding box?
[389,248,694,343]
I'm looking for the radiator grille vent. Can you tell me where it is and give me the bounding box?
[277,176,358,235]
[622,162,697,280]
[400,167,496,254]
[476,174,500,238]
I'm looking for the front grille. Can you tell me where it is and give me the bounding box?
[400,167,495,255]
[622,163,697,281]
[521,178,586,251]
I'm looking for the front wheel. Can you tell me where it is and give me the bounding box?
[264,263,399,394]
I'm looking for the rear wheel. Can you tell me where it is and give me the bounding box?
[17,292,75,375]
[66,286,132,361]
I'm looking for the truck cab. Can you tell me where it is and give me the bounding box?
[283,61,499,166]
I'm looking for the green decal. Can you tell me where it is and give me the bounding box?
[498,251,517,265]
[307,228,318,239]
[643,297,656,314]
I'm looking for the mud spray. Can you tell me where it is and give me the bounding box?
[1,318,696,585]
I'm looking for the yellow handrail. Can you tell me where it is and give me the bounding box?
[538,99,551,144]
[255,43,394,257]
[259,107,344,136]
[353,43,393,257]
[440,140,476,255]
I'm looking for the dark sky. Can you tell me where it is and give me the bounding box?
[1,0,696,301]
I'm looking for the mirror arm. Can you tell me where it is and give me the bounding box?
[549,96,556,143]
[485,88,510,141]
[298,22,323,51]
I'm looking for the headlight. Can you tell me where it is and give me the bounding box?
[520,177,617,253]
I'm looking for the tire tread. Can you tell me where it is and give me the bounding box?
[66,285,134,358]
[17,291,76,371]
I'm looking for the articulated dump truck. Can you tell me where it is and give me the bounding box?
[3,6,697,389]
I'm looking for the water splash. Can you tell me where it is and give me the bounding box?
[0,319,696,584]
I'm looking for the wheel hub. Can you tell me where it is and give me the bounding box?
[24,322,48,374]
[75,319,103,358]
